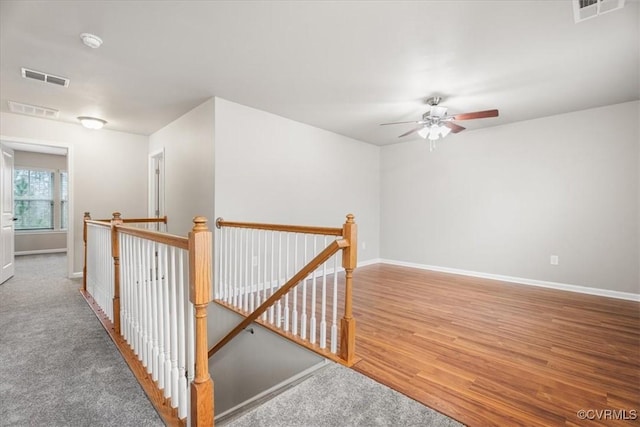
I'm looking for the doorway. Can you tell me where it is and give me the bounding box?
[0,139,72,278]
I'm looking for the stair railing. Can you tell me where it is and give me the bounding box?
[210,214,357,366]
[83,212,214,427]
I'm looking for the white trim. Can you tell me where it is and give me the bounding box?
[358,258,381,268]
[16,230,67,235]
[379,259,640,302]
[148,148,165,220]
[1,135,74,279]
[16,248,67,256]
[71,271,83,279]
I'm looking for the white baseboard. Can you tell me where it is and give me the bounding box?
[379,259,640,302]
[358,258,381,268]
[16,248,67,256]
[70,272,83,279]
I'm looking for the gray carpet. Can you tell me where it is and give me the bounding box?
[224,363,463,427]
[0,254,162,427]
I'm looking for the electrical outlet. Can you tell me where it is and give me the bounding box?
[362,241,366,250]
[550,255,559,266]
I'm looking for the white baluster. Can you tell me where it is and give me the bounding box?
[277,233,283,329]
[256,231,261,308]
[278,233,289,332]
[177,250,187,419]
[233,228,239,308]
[310,235,317,345]
[157,244,166,388]
[140,238,149,368]
[320,236,328,349]
[170,246,179,408]
[236,228,244,310]
[301,235,308,340]
[331,252,338,354]
[151,241,160,381]
[250,229,255,312]
[244,229,250,312]
[147,240,155,374]
[269,231,275,324]
[262,230,268,321]
[137,237,145,361]
[162,244,172,398]
[216,227,221,300]
[292,234,298,336]
[146,240,154,373]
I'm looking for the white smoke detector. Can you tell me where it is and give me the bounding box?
[80,33,103,49]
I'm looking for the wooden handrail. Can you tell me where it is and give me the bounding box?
[86,221,187,249]
[85,219,111,227]
[215,218,343,236]
[95,216,168,224]
[208,238,350,358]
[116,224,189,250]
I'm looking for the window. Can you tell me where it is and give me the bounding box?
[14,169,54,230]
[14,168,67,231]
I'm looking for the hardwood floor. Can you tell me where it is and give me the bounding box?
[349,264,639,426]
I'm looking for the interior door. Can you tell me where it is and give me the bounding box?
[1,144,15,284]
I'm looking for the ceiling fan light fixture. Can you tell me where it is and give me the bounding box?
[428,127,440,141]
[417,127,430,139]
[78,116,107,129]
[439,125,452,138]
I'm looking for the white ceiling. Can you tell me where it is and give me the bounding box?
[1,1,638,146]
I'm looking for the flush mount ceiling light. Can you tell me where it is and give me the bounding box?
[77,116,107,129]
[80,33,103,49]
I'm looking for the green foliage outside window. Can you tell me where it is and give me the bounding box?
[14,169,54,230]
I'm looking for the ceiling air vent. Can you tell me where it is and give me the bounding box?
[573,0,625,22]
[21,67,70,87]
[8,100,59,119]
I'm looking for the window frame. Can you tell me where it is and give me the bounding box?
[13,167,68,232]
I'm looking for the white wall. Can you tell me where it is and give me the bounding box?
[214,98,380,262]
[0,112,149,274]
[381,101,639,294]
[149,99,215,236]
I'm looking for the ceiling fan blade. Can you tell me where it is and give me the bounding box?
[452,109,499,121]
[444,122,466,133]
[398,126,424,138]
[380,120,426,126]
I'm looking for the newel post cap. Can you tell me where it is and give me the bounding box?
[192,216,209,232]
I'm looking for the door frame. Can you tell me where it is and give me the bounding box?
[148,148,165,230]
[0,135,74,278]
[1,143,15,284]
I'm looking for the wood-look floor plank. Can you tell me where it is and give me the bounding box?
[350,264,640,426]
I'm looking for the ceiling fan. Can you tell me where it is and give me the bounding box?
[380,97,499,147]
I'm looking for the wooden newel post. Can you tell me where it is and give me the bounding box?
[111,212,123,335]
[340,213,357,365]
[83,212,91,292]
[189,216,214,427]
